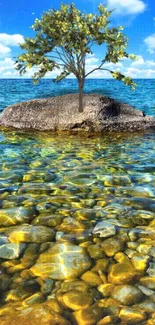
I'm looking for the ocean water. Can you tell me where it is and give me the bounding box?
[1,79,155,324]
[0,78,155,116]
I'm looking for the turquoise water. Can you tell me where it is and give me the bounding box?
[1,80,155,324]
[0,78,155,115]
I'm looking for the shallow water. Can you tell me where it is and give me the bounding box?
[0,129,155,324]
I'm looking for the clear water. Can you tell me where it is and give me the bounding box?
[0,79,155,324]
[0,78,155,116]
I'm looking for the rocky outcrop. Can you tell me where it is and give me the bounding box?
[0,94,155,132]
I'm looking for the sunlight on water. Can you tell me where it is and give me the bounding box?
[0,129,155,324]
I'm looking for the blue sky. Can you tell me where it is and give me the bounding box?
[0,0,155,78]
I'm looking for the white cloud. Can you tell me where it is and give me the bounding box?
[131,55,155,67]
[126,67,155,78]
[144,34,155,53]
[0,44,11,57]
[0,53,155,79]
[104,62,123,68]
[107,0,146,16]
[0,33,24,46]
[85,56,99,64]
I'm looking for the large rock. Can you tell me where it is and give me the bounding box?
[30,242,92,280]
[0,304,71,325]
[0,94,155,132]
[0,243,26,259]
[0,225,55,243]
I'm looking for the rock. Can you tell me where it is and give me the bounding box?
[131,254,149,272]
[0,272,11,290]
[97,315,118,325]
[0,243,26,259]
[1,94,155,132]
[56,217,86,233]
[134,299,155,313]
[108,263,136,284]
[97,284,115,297]
[91,259,109,273]
[147,263,155,277]
[30,242,91,280]
[93,221,116,238]
[73,302,104,325]
[119,307,147,324]
[63,291,94,310]
[32,214,63,227]
[59,280,89,293]
[0,304,71,325]
[1,225,55,243]
[111,285,143,305]
[101,236,124,257]
[140,276,155,289]
[37,278,54,295]
[0,207,37,226]
[81,271,102,286]
[87,244,105,259]
[22,292,44,305]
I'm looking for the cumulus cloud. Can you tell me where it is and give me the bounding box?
[0,33,24,46]
[131,55,155,67]
[0,53,155,79]
[144,34,155,53]
[0,44,11,57]
[107,0,146,16]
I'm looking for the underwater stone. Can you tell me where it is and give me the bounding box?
[0,243,26,259]
[73,302,104,325]
[1,225,55,243]
[0,207,37,226]
[30,242,92,280]
[81,271,102,286]
[93,221,116,238]
[108,263,136,285]
[101,236,124,257]
[119,307,147,324]
[0,304,71,325]
[63,290,94,310]
[111,285,144,306]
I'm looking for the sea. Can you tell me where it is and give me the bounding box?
[0,78,155,115]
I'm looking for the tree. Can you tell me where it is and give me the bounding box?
[16,3,137,113]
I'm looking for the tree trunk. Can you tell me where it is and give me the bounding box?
[78,80,84,113]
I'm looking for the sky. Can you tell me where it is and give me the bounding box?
[0,0,155,79]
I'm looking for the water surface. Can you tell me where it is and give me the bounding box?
[0,130,155,324]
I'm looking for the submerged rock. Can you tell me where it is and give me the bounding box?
[0,207,37,226]
[30,242,91,280]
[1,225,55,243]
[0,304,71,325]
[93,221,116,238]
[0,243,26,259]
[0,94,155,132]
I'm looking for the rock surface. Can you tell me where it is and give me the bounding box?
[0,94,155,132]
[30,242,92,279]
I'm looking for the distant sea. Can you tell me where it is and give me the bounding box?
[0,78,155,116]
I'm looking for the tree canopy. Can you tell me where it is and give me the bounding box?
[16,3,137,112]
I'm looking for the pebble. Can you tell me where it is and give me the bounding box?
[119,307,147,324]
[93,221,116,238]
[30,242,92,280]
[1,225,55,243]
[0,243,26,259]
[63,290,94,310]
[108,262,136,285]
[111,285,143,305]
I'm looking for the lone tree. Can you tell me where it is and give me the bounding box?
[16,3,136,113]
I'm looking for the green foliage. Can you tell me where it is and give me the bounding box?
[15,2,137,109]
